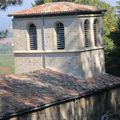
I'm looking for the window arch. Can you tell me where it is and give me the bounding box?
[55,22,65,49]
[28,24,37,50]
[94,19,99,46]
[84,20,90,47]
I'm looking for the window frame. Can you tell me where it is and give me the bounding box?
[55,22,65,50]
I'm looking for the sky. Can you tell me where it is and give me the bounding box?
[104,0,117,6]
[0,0,118,31]
[0,0,34,31]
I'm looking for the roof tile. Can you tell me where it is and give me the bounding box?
[9,2,104,16]
[0,69,120,119]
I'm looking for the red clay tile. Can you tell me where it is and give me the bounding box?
[9,2,104,16]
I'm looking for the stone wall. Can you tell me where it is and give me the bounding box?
[9,87,120,120]
[14,53,44,73]
[14,48,105,79]
[13,15,105,79]
[13,17,43,51]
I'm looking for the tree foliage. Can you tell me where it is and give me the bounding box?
[0,30,8,39]
[116,0,120,11]
[0,0,22,10]
[32,0,57,6]
[0,0,23,39]
[32,0,44,6]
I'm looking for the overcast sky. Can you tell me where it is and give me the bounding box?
[0,0,118,31]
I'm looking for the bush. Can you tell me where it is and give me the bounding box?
[103,36,115,55]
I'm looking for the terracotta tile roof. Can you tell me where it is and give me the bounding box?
[9,2,105,16]
[0,69,120,119]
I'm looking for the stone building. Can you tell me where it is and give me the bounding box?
[9,2,106,79]
[1,2,120,120]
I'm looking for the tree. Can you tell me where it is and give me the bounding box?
[32,0,57,6]
[0,0,22,10]
[0,30,8,39]
[32,0,44,6]
[116,0,120,11]
[0,0,23,39]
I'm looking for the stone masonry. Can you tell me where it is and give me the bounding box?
[13,15,105,79]
[11,2,105,79]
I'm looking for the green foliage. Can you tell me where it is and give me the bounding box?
[32,0,44,6]
[78,0,100,5]
[116,16,120,31]
[116,0,120,11]
[103,36,115,54]
[32,0,57,6]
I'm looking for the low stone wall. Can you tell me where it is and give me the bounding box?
[9,87,120,120]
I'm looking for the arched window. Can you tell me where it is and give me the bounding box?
[56,22,65,49]
[94,19,99,46]
[84,20,90,47]
[29,24,37,50]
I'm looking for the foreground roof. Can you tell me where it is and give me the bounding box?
[0,69,120,119]
[9,2,106,17]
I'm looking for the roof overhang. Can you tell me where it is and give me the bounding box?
[8,9,107,18]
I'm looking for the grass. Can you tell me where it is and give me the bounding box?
[0,53,15,75]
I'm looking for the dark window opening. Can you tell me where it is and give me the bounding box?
[56,22,65,49]
[84,20,90,47]
[94,19,99,46]
[29,24,37,50]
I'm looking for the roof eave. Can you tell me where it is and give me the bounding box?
[8,9,107,17]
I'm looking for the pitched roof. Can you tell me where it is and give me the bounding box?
[0,69,120,119]
[8,2,105,16]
